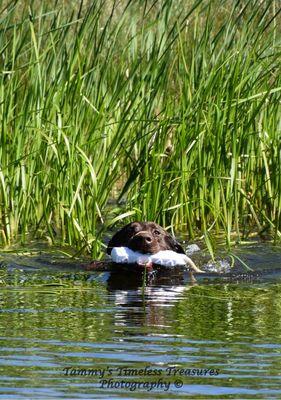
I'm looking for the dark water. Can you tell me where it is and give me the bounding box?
[0,243,281,399]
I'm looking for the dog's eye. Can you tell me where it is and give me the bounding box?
[154,229,161,235]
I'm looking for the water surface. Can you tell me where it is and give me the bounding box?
[0,243,281,399]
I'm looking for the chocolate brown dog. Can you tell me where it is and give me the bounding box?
[106,221,185,255]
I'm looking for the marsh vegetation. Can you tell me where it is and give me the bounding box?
[0,0,280,256]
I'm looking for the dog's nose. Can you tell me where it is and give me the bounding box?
[143,235,152,244]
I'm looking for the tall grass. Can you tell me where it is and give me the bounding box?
[0,0,280,256]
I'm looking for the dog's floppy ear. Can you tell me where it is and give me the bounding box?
[106,224,131,255]
[164,235,186,254]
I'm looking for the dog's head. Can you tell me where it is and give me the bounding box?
[106,221,185,255]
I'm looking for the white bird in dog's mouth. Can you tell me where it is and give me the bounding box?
[110,247,204,273]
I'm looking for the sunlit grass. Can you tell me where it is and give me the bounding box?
[0,0,280,257]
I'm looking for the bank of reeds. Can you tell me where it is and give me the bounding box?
[0,0,280,256]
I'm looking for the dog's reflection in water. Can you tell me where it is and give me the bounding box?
[106,267,194,329]
[107,265,192,290]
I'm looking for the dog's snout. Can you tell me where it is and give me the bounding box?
[135,232,153,243]
[128,230,155,253]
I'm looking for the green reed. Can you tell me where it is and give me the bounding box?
[0,0,280,256]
